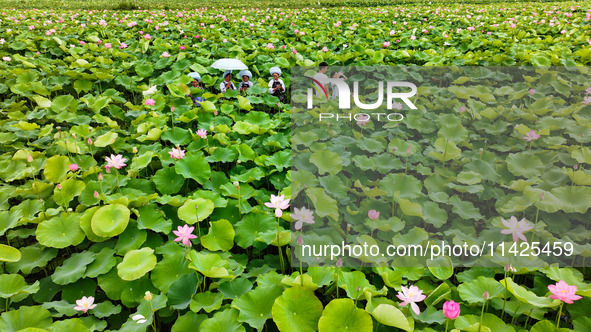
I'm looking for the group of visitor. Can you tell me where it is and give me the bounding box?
[186,66,286,106]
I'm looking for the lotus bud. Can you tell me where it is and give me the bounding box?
[27,155,33,162]
[483,291,489,300]
[56,184,62,190]
[336,258,343,268]
[132,147,138,154]
[94,190,99,199]
[98,173,103,181]
[88,137,93,145]
[69,164,79,171]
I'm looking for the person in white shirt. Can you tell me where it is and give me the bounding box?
[220,70,236,93]
[238,70,254,95]
[313,62,329,98]
[330,71,347,100]
[268,66,285,102]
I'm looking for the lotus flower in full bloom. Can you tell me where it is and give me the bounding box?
[74,296,97,313]
[265,194,290,217]
[548,280,582,304]
[396,285,426,315]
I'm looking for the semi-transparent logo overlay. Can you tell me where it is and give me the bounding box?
[290,66,591,268]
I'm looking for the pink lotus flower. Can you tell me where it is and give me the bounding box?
[322,46,328,52]
[522,130,541,141]
[180,45,186,50]
[104,43,111,49]
[383,41,391,48]
[292,206,315,230]
[410,35,416,40]
[357,114,370,126]
[368,209,380,220]
[105,154,127,169]
[173,224,198,247]
[161,51,171,57]
[443,300,460,320]
[119,43,128,49]
[389,30,396,36]
[528,88,535,95]
[69,164,79,171]
[80,41,86,45]
[265,194,290,217]
[459,106,466,113]
[74,296,97,313]
[584,96,591,105]
[2,56,11,62]
[196,129,207,139]
[548,280,582,304]
[585,87,591,95]
[169,147,185,160]
[500,216,534,242]
[145,99,156,106]
[397,285,426,315]
[292,49,297,54]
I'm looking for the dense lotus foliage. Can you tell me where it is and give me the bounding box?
[0,1,590,331]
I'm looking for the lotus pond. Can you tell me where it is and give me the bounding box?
[0,1,591,331]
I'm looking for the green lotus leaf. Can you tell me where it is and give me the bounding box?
[36,213,85,248]
[427,256,453,280]
[92,301,122,319]
[187,250,233,279]
[500,277,558,308]
[172,312,207,332]
[234,213,277,249]
[52,179,85,207]
[305,187,338,221]
[454,313,513,332]
[0,274,39,300]
[190,291,224,313]
[43,155,70,183]
[161,127,191,146]
[231,284,283,331]
[117,247,157,281]
[506,152,545,178]
[0,244,21,263]
[458,276,505,304]
[151,255,192,293]
[549,186,591,214]
[174,153,211,184]
[272,287,323,332]
[51,318,91,332]
[5,244,57,274]
[429,138,461,162]
[52,251,96,285]
[424,282,451,307]
[310,150,342,176]
[0,306,52,332]
[201,219,234,252]
[94,131,118,147]
[199,308,245,332]
[318,298,372,332]
[51,95,77,113]
[91,204,130,238]
[136,204,171,234]
[153,166,185,195]
[168,273,199,310]
[84,247,117,278]
[369,303,412,331]
[379,173,423,200]
[178,198,215,224]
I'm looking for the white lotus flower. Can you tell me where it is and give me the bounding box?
[132,314,147,324]
[142,85,157,96]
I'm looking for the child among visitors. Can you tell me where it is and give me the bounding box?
[220,70,236,93]
[238,70,254,94]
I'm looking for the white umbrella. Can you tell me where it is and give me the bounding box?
[210,58,248,70]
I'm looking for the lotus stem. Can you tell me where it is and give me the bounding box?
[555,302,563,329]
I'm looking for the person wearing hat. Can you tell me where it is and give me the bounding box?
[187,72,205,106]
[268,66,285,102]
[220,70,236,93]
[238,70,253,95]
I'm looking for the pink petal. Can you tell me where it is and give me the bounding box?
[411,302,421,315]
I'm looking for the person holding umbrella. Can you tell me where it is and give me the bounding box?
[238,70,253,95]
[220,70,236,93]
[268,66,286,103]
